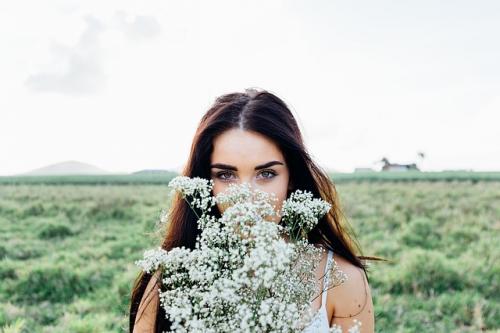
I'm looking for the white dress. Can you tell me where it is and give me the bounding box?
[302,249,333,333]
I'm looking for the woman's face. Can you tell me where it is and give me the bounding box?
[210,128,292,223]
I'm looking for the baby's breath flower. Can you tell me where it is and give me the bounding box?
[280,189,332,241]
[135,178,355,332]
[329,319,362,333]
[168,176,216,214]
[168,176,213,197]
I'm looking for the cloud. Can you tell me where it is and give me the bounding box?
[115,11,162,41]
[25,15,106,95]
[24,11,162,96]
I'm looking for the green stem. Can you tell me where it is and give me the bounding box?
[184,195,200,219]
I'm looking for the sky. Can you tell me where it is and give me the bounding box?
[1,0,499,176]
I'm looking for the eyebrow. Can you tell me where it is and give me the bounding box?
[210,161,284,171]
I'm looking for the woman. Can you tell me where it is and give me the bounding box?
[129,88,378,332]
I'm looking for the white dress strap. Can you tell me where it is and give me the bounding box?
[321,249,333,307]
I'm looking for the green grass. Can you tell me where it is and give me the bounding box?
[0,184,169,332]
[0,175,499,332]
[2,170,500,186]
[336,181,500,332]
[0,172,178,185]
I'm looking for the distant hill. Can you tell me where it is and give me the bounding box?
[21,160,111,176]
[132,169,175,175]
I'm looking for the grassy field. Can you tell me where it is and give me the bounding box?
[0,172,498,332]
[1,170,500,185]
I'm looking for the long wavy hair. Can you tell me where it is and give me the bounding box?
[129,88,384,332]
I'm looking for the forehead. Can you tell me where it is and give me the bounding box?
[211,128,284,164]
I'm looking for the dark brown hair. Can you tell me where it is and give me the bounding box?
[129,88,384,332]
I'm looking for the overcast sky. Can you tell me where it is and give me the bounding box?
[1,0,499,176]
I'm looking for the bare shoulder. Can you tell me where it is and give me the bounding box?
[328,254,375,332]
[133,270,162,333]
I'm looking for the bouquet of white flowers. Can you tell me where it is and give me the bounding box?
[135,176,362,333]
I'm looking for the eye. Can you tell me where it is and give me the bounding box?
[215,171,235,181]
[259,170,277,180]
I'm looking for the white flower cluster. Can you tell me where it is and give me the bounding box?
[280,189,332,240]
[135,176,360,333]
[330,319,362,333]
[168,176,217,215]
